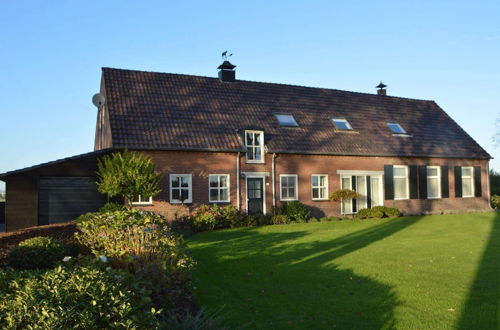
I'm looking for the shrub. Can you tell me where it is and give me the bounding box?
[221,205,243,228]
[190,204,244,231]
[491,195,500,208]
[355,206,401,219]
[270,214,291,225]
[99,202,126,213]
[96,150,162,205]
[309,217,320,222]
[385,207,401,218]
[281,201,311,223]
[160,308,227,330]
[254,213,272,226]
[0,261,159,329]
[7,237,78,270]
[329,189,359,202]
[75,209,195,311]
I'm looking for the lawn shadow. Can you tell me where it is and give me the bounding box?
[456,212,500,329]
[190,216,423,329]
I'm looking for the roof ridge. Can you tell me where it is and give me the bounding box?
[101,67,436,103]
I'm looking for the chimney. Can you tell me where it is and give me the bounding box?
[218,61,236,82]
[376,82,387,96]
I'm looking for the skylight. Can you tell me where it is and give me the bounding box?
[331,118,353,130]
[387,123,406,134]
[275,114,299,127]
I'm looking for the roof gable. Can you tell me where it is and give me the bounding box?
[101,67,490,159]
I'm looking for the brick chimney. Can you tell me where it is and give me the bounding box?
[218,61,236,82]
[376,82,387,96]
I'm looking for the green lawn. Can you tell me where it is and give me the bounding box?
[187,212,499,329]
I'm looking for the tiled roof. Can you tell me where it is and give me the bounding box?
[102,67,491,159]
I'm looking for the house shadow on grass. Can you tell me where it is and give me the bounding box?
[190,216,423,329]
[456,212,500,330]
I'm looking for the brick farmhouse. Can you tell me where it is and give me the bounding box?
[0,62,492,231]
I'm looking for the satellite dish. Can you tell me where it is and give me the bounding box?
[92,93,106,107]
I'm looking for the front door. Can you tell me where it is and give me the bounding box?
[247,177,264,214]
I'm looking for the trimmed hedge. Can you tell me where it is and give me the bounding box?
[355,206,401,219]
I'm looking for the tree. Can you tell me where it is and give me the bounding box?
[96,150,162,205]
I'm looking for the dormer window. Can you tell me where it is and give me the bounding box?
[245,130,264,163]
[387,123,406,134]
[275,114,298,127]
[332,118,353,130]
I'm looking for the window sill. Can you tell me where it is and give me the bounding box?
[462,195,475,198]
[131,203,153,206]
[170,200,192,204]
[246,161,265,164]
[312,198,329,201]
[427,197,441,200]
[209,200,231,203]
[280,198,298,202]
[394,198,409,201]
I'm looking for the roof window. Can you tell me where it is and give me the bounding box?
[275,114,299,127]
[387,123,406,134]
[331,118,353,130]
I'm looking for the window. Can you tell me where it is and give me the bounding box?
[427,166,441,199]
[280,175,298,201]
[245,130,264,163]
[169,174,192,203]
[131,195,153,205]
[312,175,328,200]
[274,114,299,127]
[331,118,353,130]
[461,167,474,197]
[393,165,409,200]
[387,122,406,134]
[209,174,230,202]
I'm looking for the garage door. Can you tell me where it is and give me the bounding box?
[39,177,107,225]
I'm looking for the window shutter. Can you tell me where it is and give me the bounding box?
[409,165,418,199]
[474,166,482,197]
[454,166,462,197]
[418,165,427,199]
[366,176,372,208]
[441,166,449,198]
[384,165,394,200]
[351,176,357,213]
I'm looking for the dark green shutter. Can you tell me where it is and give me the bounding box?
[441,166,449,198]
[409,165,418,199]
[454,166,462,197]
[366,176,372,208]
[418,165,427,199]
[474,166,482,197]
[384,165,394,200]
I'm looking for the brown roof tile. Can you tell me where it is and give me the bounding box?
[102,68,491,159]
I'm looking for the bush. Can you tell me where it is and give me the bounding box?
[76,209,195,311]
[491,195,500,209]
[308,217,320,222]
[7,237,79,270]
[281,201,311,223]
[160,308,227,330]
[329,189,359,202]
[0,261,159,329]
[99,202,126,213]
[189,204,244,231]
[270,214,291,225]
[355,206,401,219]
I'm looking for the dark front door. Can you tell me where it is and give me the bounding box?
[247,177,264,214]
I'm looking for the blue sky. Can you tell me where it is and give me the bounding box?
[1,1,499,192]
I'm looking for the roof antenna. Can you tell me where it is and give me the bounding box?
[222,50,233,60]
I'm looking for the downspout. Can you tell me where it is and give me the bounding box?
[236,152,240,210]
[272,153,277,209]
[487,160,492,209]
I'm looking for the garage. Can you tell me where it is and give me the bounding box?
[38,177,106,225]
[0,149,114,231]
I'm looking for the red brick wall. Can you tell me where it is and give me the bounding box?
[132,150,491,219]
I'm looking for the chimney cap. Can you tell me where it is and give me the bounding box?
[218,61,236,70]
[376,82,387,89]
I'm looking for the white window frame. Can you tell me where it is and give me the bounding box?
[387,122,407,134]
[461,166,475,198]
[426,166,441,199]
[393,165,409,200]
[208,174,230,203]
[131,195,153,205]
[280,174,298,201]
[169,174,192,204]
[331,118,353,130]
[245,130,265,163]
[311,174,329,201]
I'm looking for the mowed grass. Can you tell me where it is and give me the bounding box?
[187,212,499,329]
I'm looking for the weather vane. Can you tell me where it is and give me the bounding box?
[221,50,233,60]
